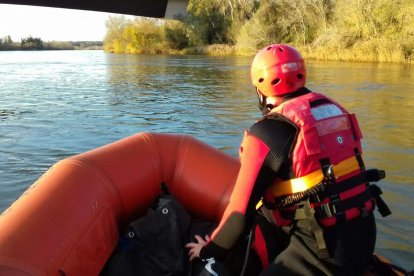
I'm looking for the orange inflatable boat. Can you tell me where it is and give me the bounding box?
[0,132,410,275]
[0,132,240,275]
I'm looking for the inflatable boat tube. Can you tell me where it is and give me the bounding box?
[0,132,240,275]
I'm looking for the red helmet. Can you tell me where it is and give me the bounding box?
[251,44,306,97]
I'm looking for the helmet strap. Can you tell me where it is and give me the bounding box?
[257,89,274,115]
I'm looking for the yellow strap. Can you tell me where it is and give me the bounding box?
[269,156,361,197]
[256,200,263,210]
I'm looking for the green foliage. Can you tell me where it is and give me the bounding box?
[300,38,409,63]
[104,15,131,53]
[1,0,412,61]
[0,36,99,51]
[307,0,414,62]
[21,36,43,50]
[235,0,335,55]
[44,41,74,50]
[71,41,102,49]
[162,20,189,50]
[101,0,413,62]
[236,1,283,55]
[223,0,258,44]
[130,19,163,54]
[104,17,167,54]
[0,36,19,50]
[186,0,230,45]
[333,0,413,39]
[183,43,235,55]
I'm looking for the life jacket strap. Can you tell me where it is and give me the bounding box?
[290,190,373,260]
[314,169,390,218]
[313,189,373,219]
[369,184,392,217]
[318,168,386,198]
[292,183,391,221]
[269,156,361,197]
[294,200,330,259]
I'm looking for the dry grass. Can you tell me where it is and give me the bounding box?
[299,39,414,63]
[182,44,236,56]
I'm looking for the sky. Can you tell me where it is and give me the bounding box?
[0,4,134,42]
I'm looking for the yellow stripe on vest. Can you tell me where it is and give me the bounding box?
[270,156,361,197]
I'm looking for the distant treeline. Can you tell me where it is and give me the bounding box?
[104,0,414,63]
[0,36,103,51]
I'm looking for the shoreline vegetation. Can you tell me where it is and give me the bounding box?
[0,37,102,51]
[103,0,414,63]
[2,0,413,63]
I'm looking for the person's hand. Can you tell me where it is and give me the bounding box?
[185,234,210,261]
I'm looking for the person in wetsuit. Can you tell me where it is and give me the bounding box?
[186,44,390,276]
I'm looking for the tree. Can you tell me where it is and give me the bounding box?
[186,0,230,45]
[104,15,131,53]
[127,18,163,54]
[21,36,43,50]
[236,0,285,54]
[0,36,15,50]
[224,0,259,44]
[162,20,189,50]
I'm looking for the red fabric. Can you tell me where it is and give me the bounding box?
[211,132,270,240]
[270,92,370,227]
[272,92,362,177]
[252,225,269,269]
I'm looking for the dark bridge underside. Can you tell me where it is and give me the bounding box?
[0,0,187,18]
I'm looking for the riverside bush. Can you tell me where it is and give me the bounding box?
[102,0,413,63]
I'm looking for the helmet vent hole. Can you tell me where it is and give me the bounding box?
[278,47,284,52]
[297,73,303,79]
[266,46,272,50]
[258,78,264,83]
[271,78,281,86]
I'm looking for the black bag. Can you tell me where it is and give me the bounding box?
[102,193,191,276]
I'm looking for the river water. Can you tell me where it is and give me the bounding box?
[0,50,413,269]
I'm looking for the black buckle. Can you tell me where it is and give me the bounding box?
[369,184,392,217]
[366,169,386,182]
[358,205,370,218]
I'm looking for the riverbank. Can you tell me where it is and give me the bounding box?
[0,37,102,51]
[177,43,414,64]
[103,0,413,65]
[2,39,412,64]
[102,42,413,64]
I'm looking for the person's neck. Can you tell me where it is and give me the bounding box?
[280,87,310,103]
[271,87,310,107]
[262,87,311,115]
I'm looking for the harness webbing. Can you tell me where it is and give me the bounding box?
[294,200,330,259]
[313,189,373,218]
[269,156,361,197]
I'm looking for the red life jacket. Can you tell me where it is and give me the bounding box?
[266,92,375,227]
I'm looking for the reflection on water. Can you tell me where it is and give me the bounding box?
[104,53,258,150]
[308,61,414,268]
[0,51,413,269]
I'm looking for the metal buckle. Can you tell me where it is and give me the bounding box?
[320,203,336,218]
[327,164,341,181]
